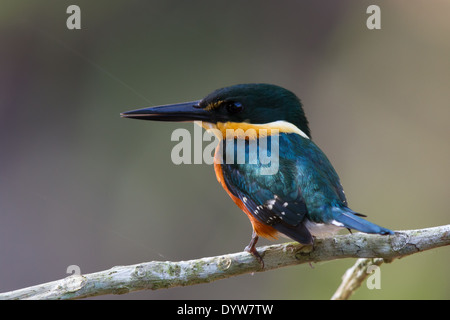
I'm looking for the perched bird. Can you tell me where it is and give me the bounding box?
[121,83,393,266]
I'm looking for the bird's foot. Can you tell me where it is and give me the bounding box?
[245,231,264,269]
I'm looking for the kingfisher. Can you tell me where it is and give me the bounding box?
[121,83,393,266]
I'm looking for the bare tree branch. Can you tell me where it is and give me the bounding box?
[0,225,448,300]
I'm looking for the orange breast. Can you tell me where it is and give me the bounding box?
[213,159,279,240]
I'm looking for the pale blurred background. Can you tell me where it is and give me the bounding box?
[0,0,449,299]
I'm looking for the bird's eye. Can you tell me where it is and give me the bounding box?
[226,101,243,114]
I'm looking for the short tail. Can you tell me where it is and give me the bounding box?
[332,207,394,235]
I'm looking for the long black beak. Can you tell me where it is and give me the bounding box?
[120,100,212,122]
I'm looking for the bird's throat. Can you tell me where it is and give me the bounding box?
[198,120,310,140]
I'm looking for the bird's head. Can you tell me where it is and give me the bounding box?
[121,83,311,139]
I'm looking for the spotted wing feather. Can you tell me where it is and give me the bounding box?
[220,158,313,244]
